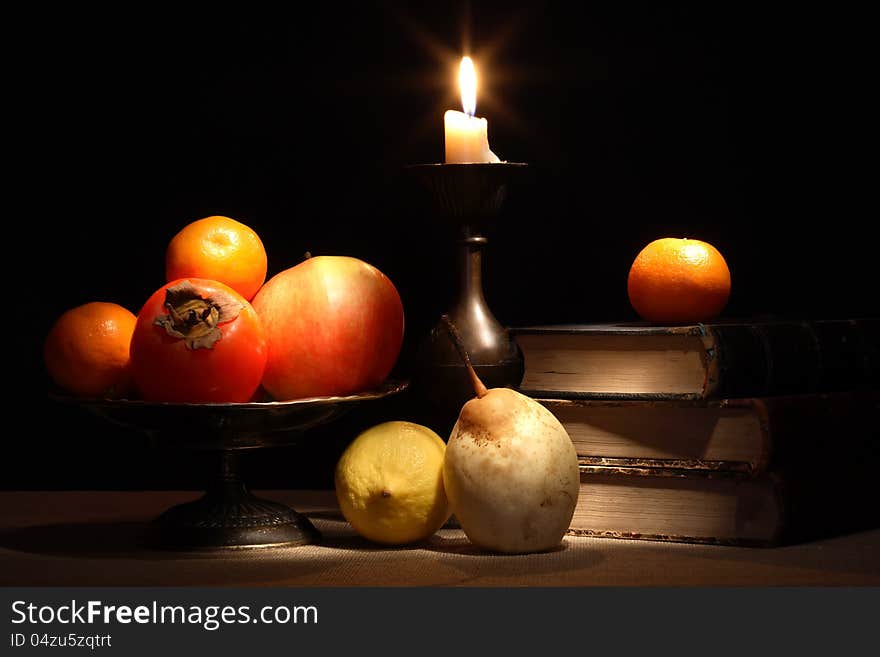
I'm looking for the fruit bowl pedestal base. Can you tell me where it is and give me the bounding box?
[149,451,319,550]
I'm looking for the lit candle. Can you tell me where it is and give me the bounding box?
[444,56,501,163]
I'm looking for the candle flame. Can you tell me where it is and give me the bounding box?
[459,56,477,117]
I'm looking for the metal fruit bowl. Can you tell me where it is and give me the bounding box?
[49,380,409,550]
[54,380,409,450]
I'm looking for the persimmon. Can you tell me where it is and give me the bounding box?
[130,278,267,403]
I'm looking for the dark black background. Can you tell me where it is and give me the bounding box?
[8,3,875,491]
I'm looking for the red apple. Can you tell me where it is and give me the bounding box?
[251,255,404,400]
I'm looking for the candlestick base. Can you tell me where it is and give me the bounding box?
[413,326,524,434]
[407,163,528,432]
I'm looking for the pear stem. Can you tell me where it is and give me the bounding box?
[440,314,488,398]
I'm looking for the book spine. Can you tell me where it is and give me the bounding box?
[748,397,773,473]
[764,464,880,545]
[758,392,880,470]
[707,319,879,399]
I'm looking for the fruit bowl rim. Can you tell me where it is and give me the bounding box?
[48,379,410,410]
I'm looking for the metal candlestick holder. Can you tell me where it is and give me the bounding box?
[407,162,528,428]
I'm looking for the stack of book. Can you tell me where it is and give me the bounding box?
[510,319,880,546]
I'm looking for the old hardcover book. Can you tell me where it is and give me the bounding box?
[537,392,879,473]
[511,319,879,400]
[571,464,879,546]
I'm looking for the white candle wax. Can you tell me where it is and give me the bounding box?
[444,110,500,163]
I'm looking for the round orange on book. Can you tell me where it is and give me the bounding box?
[627,237,731,324]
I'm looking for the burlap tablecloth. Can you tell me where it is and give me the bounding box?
[1,490,877,586]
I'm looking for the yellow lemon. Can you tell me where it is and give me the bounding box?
[335,421,451,545]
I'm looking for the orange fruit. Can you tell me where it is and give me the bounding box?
[43,302,138,398]
[165,215,268,300]
[627,237,731,323]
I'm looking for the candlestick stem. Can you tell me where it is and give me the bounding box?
[455,235,487,310]
[406,163,527,432]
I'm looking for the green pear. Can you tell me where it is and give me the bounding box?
[441,317,580,554]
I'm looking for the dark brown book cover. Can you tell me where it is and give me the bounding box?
[511,318,879,400]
